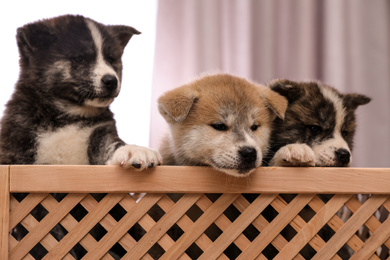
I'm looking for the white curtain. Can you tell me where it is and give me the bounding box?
[150,0,390,167]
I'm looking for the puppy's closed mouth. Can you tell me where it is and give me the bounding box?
[84,96,116,108]
[209,159,257,177]
[97,94,118,100]
[93,91,119,99]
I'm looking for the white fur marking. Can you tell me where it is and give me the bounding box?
[86,20,120,95]
[35,125,97,164]
[54,100,106,118]
[320,86,346,133]
[313,86,351,166]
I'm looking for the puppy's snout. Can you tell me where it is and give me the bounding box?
[335,148,350,165]
[239,146,257,164]
[101,75,118,91]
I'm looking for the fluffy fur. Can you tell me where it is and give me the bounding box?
[263,79,371,167]
[158,74,288,177]
[0,15,161,169]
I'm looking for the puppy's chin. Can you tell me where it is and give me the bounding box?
[208,156,259,177]
[84,97,115,108]
[315,161,352,167]
[213,167,255,178]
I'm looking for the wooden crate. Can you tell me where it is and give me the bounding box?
[1,165,390,259]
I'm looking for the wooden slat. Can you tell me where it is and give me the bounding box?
[43,193,125,259]
[148,196,190,252]
[126,193,202,259]
[275,194,352,259]
[350,214,390,259]
[199,194,277,259]
[313,195,388,260]
[273,195,334,259]
[175,195,222,253]
[9,193,85,259]
[160,193,241,260]
[232,196,305,260]
[307,196,361,255]
[9,193,46,229]
[347,196,390,252]
[9,165,390,194]
[0,166,10,260]
[237,194,315,259]
[344,196,389,251]
[82,193,164,260]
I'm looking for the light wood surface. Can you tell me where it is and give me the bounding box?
[9,165,390,193]
[0,166,9,260]
[4,165,390,259]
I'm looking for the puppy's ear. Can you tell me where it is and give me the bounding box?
[259,85,288,120]
[343,93,371,110]
[17,23,56,57]
[158,87,199,123]
[268,79,303,104]
[109,25,141,49]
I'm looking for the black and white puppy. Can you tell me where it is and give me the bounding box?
[0,15,161,168]
[263,79,371,167]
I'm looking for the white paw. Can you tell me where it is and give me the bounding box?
[107,145,162,170]
[270,143,315,167]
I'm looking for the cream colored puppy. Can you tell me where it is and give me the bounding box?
[158,74,288,177]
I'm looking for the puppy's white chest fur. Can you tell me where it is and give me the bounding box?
[35,124,95,164]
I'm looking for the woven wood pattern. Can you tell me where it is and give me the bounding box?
[3,166,390,259]
[8,192,390,259]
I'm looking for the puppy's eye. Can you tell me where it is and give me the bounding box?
[210,123,228,131]
[107,55,116,63]
[342,130,349,138]
[72,55,85,63]
[250,124,259,131]
[307,125,322,135]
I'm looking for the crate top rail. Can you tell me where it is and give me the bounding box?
[1,165,389,194]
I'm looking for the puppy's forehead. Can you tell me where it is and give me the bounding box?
[220,106,268,127]
[292,83,337,125]
[42,17,117,55]
[196,83,268,121]
[46,16,88,37]
[41,17,95,54]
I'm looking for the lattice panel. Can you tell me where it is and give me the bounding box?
[8,192,390,259]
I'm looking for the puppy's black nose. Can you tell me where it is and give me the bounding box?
[335,149,350,165]
[239,146,257,163]
[101,75,118,91]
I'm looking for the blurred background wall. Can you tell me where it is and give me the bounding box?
[150,0,390,167]
[1,0,389,167]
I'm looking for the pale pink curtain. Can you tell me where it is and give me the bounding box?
[150,0,390,167]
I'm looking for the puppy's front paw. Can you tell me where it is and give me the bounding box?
[107,145,162,170]
[270,144,315,167]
